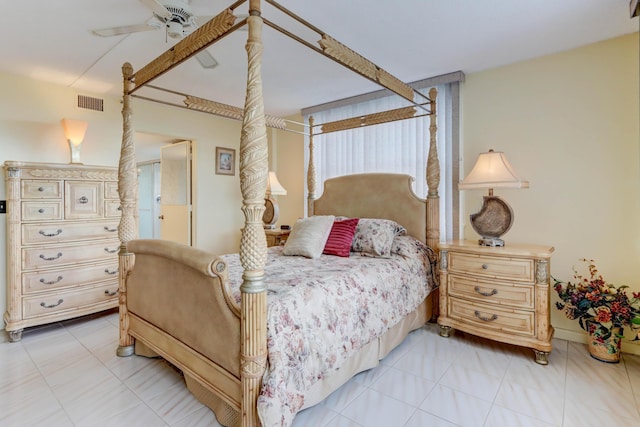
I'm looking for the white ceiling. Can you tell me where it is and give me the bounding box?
[3,0,638,117]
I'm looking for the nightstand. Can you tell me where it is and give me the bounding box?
[265,229,290,247]
[437,240,554,364]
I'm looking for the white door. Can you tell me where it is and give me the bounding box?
[160,141,192,245]
[137,162,161,239]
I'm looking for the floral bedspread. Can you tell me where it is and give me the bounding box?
[221,236,438,427]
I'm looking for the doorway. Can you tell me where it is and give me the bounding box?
[135,132,194,245]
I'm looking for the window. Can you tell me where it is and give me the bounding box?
[302,72,463,242]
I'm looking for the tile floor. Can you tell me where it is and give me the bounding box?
[2,310,640,426]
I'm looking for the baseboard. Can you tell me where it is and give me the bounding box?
[554,327,640,356]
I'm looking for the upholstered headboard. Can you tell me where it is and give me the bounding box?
[313,173,427,243]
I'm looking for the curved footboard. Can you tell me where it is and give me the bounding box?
[123,239,242,424]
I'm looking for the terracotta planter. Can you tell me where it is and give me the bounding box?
[587,327,622,363]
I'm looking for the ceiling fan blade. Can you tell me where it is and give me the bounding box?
[195,50,218,69]
[92,23,162,37]
[139,0,172,20]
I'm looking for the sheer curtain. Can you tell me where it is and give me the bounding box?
[303,73,462,242]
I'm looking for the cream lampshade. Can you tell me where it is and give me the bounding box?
[459,149,529,246]
[263,171,287,229]
[61,119,88,164]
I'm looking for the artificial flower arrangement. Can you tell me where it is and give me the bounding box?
[554,259,640,352]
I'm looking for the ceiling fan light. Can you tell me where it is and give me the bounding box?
[195,51,219,69]
[166,21,183,38]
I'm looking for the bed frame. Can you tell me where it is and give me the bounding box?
[115,1,440,426]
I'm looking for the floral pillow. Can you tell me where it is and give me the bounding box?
[351,218,407,258]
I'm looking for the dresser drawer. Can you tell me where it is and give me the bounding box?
[65,181,103,219]
[448,274,534,310]
[22,281,118,319]
[448,297,535,337]
[21,202,62,221]
[22,221,119,244]
[22,262,119,294]
[21,180,62,199]
[449,252,534,282]
[22,240,120,270]
[105,200,122,217]
[104,181,119,199]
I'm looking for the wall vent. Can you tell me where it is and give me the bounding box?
[77,95,104,112]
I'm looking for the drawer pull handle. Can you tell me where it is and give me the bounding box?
[38,187,45,192]
[40,276,63,285]
[104,289,118,297]
[79,196,89,204]
[482,264,489,269]
[104,226,117,232]
[104,268,118,275]
[474,286,498,297]
[39,229,62,237]
[39,252,63,261]
[104,247,118,254]
[38,208,45,214]
[474,311,498,322]
[40,299,64,309]
[117,206,122,211]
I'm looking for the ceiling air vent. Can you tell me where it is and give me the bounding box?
[77,95,104,112]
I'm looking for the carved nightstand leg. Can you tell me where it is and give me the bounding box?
[533,350,549,365]
[8,329,23,342]
[439,325,451,338]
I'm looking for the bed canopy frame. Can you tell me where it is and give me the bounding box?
[116,1,440,425]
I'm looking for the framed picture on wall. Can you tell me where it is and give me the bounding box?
[215,147,236,176]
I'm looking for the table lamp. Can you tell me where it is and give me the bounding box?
[459,149,529,247]
[263,171,287,229]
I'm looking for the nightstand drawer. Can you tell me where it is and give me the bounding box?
[448,274,534,310]
[448,297,535,337]
[449,252,533,281]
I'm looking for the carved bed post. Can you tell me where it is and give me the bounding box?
[426,88,440,251]
[240,1,269,425]
[307,116,316,217]
[116,62,138,357]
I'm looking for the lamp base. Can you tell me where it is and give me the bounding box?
[478,237,505,247]
[469,195,513,247]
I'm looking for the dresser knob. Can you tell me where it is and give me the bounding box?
[38,208,45,214]
[79,196,89,204]
[482,264,489,269]
[38,187,45,192]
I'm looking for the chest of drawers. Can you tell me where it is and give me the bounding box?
[4,161,120,341]
[437,240,554,364]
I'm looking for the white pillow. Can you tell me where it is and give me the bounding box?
[282,215,335,259]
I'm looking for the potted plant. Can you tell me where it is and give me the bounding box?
[554,259,640,363]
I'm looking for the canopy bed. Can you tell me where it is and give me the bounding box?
[115,1,441,426]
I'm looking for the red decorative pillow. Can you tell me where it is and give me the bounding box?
[323,218,360,257]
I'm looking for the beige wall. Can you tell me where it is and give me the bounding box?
[461,33,640,351]
[1,32,639,353]
[273,33,640,352]
[0,71,246,328]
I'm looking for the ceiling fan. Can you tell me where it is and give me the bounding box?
[92,0,219,68]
